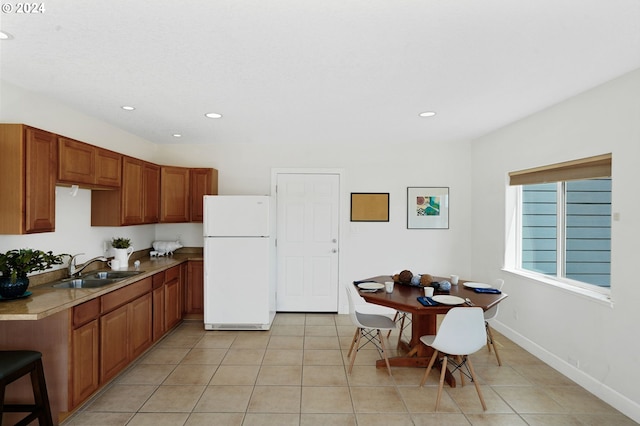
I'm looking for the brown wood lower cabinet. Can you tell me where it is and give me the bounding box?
[70,274,169,409]
[164,266,182,330]
[100,304,130,383]
[0,265,192,422]
[152,271,166,341]
[70,319,99,408]
[185,260,204,318]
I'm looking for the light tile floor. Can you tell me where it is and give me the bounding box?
[64,313,636,426]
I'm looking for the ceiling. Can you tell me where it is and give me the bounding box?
[1,0,639,146]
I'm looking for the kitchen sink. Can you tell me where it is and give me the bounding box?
[85,270,144,280]
[49,270,144,289]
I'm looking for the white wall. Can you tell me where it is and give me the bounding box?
[470,68,640,421]
[156,140,474,293]
[1,79,473,290]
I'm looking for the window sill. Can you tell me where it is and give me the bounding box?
[502,268,613,307]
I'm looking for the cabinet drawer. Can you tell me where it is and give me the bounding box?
[165,265,180,282]
[101,277,152,314]
[73,298,101,328]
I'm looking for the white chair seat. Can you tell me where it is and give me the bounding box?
[419,307,487,411]
[355,311,396,330]
[345,283,396,376]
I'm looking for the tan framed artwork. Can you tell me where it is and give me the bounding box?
[350,193,389,222]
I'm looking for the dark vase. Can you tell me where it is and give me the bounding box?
[0,276,30,299]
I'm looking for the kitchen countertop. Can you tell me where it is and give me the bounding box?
[0,253,202,321]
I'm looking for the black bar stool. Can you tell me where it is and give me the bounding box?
[0,350,54,426]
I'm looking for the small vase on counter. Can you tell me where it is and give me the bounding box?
[113,247,133,268]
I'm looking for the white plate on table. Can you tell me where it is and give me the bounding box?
[432,295,465,305]
[463,282,492,289]
[357,282,385,290]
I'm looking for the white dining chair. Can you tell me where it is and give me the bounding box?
[419,307,487,411]
[484,278,505,366]
[345,283,397,376]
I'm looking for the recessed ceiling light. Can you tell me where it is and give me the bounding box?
[419,111,437,117]
[0,31,12,40]
[172,134,182,138]
[121,105,135,111]
[205,112,223,119]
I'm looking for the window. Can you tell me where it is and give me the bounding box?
[510,154,612,292]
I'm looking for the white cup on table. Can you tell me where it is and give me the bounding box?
[384,281,394,293]
[108,259,121,270]
[424,287,434,297]
[450,275,459,285]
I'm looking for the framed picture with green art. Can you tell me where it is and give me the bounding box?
[407,187,449,229]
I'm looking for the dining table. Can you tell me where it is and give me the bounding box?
[354,275,508,387]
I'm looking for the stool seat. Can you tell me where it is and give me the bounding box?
[0,351,43,379]
[0,350,54,426]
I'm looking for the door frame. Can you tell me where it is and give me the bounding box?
[271,168,347,314]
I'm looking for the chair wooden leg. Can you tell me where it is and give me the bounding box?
[435,355,448,411]
[486,324,502,366]
[348,329,362,374]
[466,357,487,411]
[347,328,359,357]
[420,350,439,386]
[387,312,399,338]
[377,330,392,376]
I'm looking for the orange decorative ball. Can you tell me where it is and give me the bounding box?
[420,274,434,285]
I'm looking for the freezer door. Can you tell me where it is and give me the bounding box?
[203,195,270,237]
[204,237,271,327]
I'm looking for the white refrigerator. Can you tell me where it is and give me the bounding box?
[203,195,276,330]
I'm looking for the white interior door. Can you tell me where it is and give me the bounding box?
[276,173,340,312]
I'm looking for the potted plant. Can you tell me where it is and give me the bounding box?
[111,237,133,268]
[0,248,66,298]
[111,237,131,249]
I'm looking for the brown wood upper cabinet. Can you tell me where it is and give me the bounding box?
[190,168,219,222]
[143,162,161,223]
[0,124,56,234]
[160,166,190,223]
[58,137,121,188]
[91,157,160,226]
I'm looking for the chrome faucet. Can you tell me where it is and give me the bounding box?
[68,253,108,277]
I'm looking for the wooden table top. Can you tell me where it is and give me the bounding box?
[355,275,507,315]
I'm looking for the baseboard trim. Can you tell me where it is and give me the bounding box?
[492,320,640,423]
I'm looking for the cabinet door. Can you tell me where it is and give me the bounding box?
[121,157,144,225]
[185,260,204,317]
[160,166,190,223]
[71,320,99,408]
[95,148,122,187]
[58,137,95,185]
[152,286,165,341]
[189,168,218,222]
[130,293,153,358]
[164,269,182,330]
[143,162,160,223]
[100,305,129,383]
[25,127,57,233]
